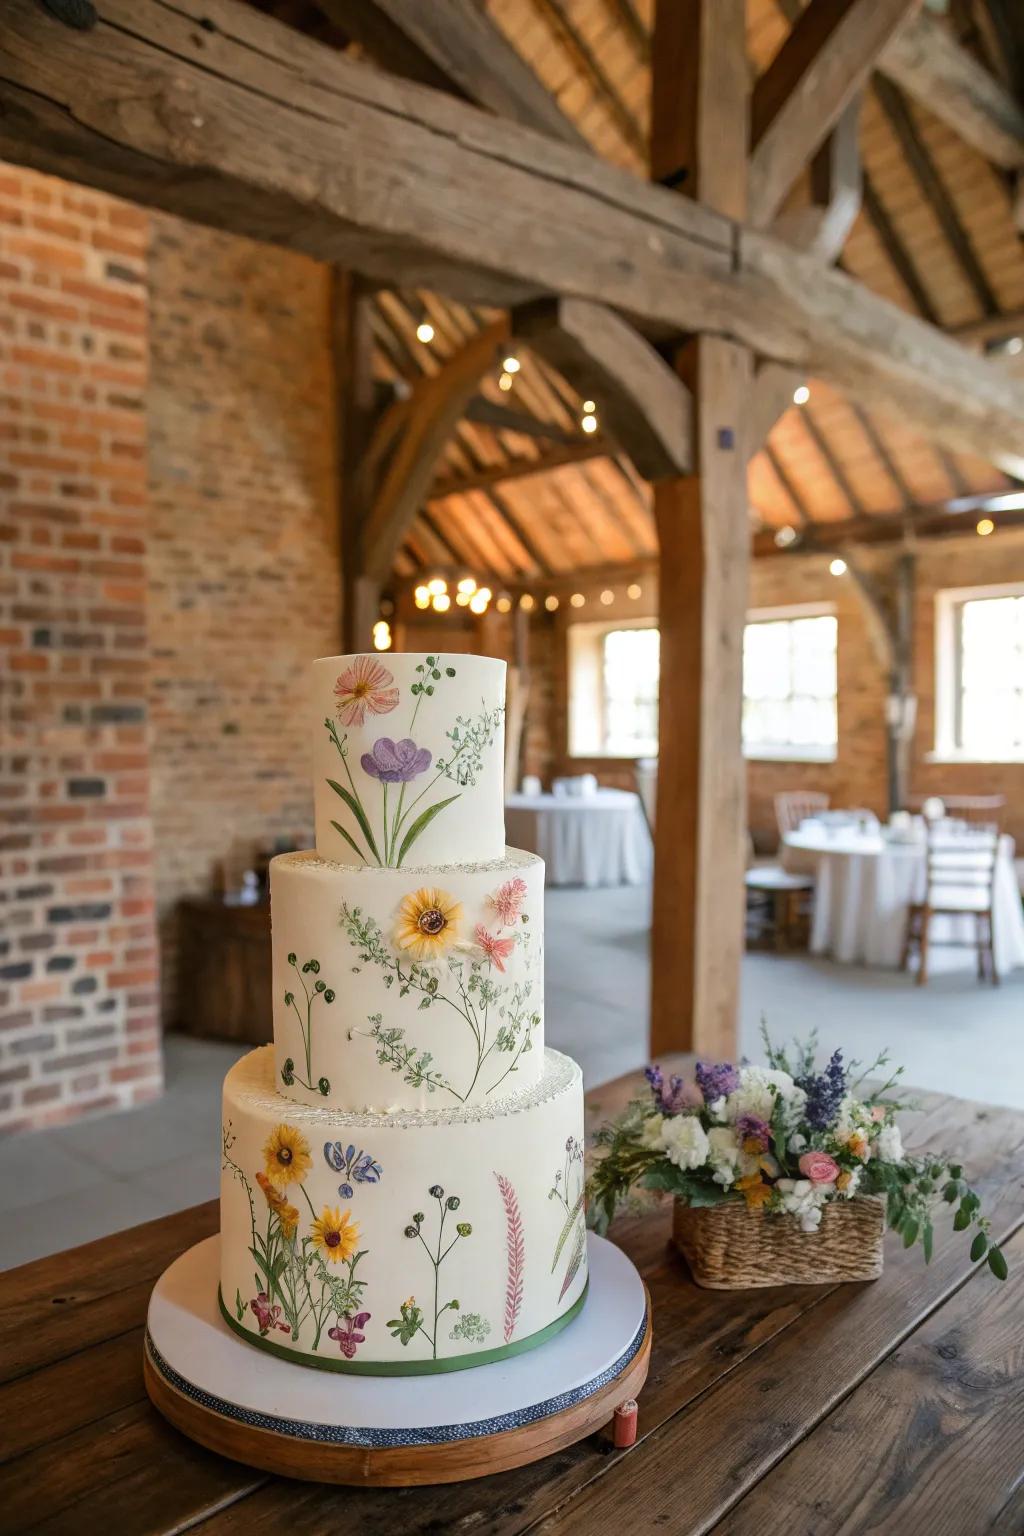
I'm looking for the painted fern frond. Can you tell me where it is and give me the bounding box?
[559,1224,586,1302]
[551,1190,585,1273]
[495,1172,525,1343]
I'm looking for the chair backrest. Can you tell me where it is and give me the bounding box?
[774,790,829,839]
[924,819,1000,907]
[910,794,1006,824]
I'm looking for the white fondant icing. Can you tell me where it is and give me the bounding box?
[311,653,507,868]
[270,848,545,1114]
[220,1046,588,1372]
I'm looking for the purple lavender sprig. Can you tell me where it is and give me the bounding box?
[798,1048,847,1130]
[695,1060,740,1105]
[644,1065,698,1114]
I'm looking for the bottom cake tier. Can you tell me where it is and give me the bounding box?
[220,1045,589,1374]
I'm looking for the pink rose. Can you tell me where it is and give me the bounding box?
[798,1151,840,1184]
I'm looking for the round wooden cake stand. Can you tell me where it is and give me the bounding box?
[144,1233,651,1486]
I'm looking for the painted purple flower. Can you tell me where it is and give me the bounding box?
[695,1060,740,1104]
[645,1065,701,1115]
[250,1292,289,1337]
[360,737,432,784]
[328,1311,371,1359]
[736,1113,772,1151]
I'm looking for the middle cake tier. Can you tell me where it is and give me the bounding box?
[271,846,545,1113]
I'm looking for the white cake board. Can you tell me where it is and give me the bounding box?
[144,1233,650,1486]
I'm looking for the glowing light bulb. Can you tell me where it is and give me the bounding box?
[498,371,514,392]
[502,356,520,374]
[469,591,489,614]
[600,589,614,605]
[627,583,642,600]
[427,577,447,596]
[829,557,847,577]
[544,594,559,611]
[496,596,512,613]
[455,591,471,606]
[1006,337,1023,356]
[977,517,995,536]
[582,399,596,413]
[477,587,492,604]
[432,592,451,612]
[457,576,477,594]
[372,620,392,651]
[416,321,435,344]
[793,384,810,405]
[519,593,535,611]
[414,585,431,609]
[570,592,585,609]
[581,413,598,434]
[774,525,798,548]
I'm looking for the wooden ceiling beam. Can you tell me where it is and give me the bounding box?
[771,95,863,260]
[10,0,1024,474]
[749,0,919,229]
[879,10,1024,170]
[512,297,692,481]
[430,440,610,498]
[528,0,648,162]
[462,398,586,446]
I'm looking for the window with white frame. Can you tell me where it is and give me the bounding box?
[568,621,659,756]
[742,608,838,761]
[935,583,1024,761]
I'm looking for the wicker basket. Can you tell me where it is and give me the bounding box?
[672,1194,885,1289]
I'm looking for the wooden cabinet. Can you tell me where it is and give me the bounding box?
[176,898,272,1044]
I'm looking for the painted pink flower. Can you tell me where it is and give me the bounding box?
[475,924,516,972]
[328,1311,371,1359]
[334,658,399,727]
[489,877,528,926]
[798,1151,840,1184]
[250,1292,289,1336]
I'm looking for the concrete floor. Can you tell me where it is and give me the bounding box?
[5,883,1023,1270]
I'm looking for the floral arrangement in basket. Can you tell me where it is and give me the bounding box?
[588,1028,1007,1287]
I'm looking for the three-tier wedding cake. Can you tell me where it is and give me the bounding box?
[218,653,588,1374]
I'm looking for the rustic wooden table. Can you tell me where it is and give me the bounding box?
[3,1063,1023,1535]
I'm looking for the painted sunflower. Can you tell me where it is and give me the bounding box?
[395,887,463,962]
[255,1171,300,1239]
[262,1123,313,1189]
[310,1206,361,1264]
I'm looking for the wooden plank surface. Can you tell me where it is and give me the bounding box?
[3,1068,1019,1534]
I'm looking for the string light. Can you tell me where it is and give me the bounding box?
[1006,337,1023,356]
[519,593,535,611]
[427,577,447,596]
[793,384,810,406]
[627,583,642,600]
[829,557,847,577]
[581,413,598,434]
[502,356,520,374]
[432,592,451,612]
[600,589,614,606]
[544,594,560,611]
[372,620,392,651]
[570,592,585,608]
[498,371,514,391]
[455,575,477,607]
[496,595,512,613]
[774,525,798,548]
[977,517,995,536]
[582,400,596,413]
[416,321,435,344]
[414,585,431,609]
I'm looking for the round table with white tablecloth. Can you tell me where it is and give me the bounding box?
[781,824,1024,977]
[504,788,652,888]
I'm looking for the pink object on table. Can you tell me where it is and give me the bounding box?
[613,1399,638,1447]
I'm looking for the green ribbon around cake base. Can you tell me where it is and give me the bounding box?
[218,1281,589,1376]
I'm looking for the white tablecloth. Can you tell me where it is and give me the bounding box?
[505,789,652,888]
[782,827,1024,976]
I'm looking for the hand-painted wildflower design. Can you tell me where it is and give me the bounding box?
[449,1312,491,1344]
[324,1140,383,1199]
[281,954,335,1095]
[223,1122,372,1357]
[549,1136,586,1302]
[334,656,399,726]
[495,1172,524,1342]
[587,1026,1009,1281]
[388,1185,487,1359]
[340,879,539,1102]
[324,656,503,868]
[489,877,528,926]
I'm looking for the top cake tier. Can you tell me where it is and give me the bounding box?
[312,653,507,868]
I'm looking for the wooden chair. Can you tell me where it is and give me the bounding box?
[744,849,814,952]
[900,819,1001,986]
[774,790,829,840]
[908,794,1006,825]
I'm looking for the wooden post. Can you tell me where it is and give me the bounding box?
[649,0,749,1060]
[331,269,379,652]
[651,340,752,1059]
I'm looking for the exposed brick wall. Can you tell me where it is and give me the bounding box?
[0,166,162,1132]
[147,216,340,1025]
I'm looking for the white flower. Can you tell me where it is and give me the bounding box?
[874,1123,904,1164]
[838,1166,862,1199]
[777,1176,833,1232]
[726,1066,806,1129]
[707,1125,741,1185]
[788,1132,808,1155]
[834,1093,874,1142]
[706,1095,728,1123]
[658,1114,710,1171]
[640,1112,665,1150]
